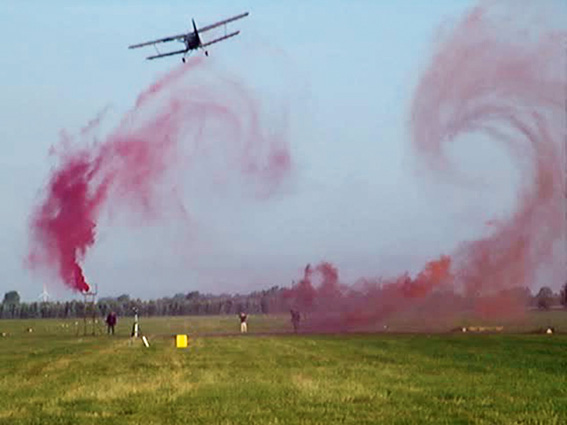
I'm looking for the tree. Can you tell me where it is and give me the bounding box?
[117,294,130,303]
[561,282,567,308]
[535,287,554,310]
[185,291,200,301]
[2,291,21,318]
[2,291,20,305]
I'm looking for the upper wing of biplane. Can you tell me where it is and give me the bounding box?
[197,12,249,33]
[128,34,186,49]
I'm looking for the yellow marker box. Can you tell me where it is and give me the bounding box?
[176,334,188,348]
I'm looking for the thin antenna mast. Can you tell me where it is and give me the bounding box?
[82,284,99,336]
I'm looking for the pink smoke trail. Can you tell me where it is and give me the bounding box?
[412,2,566,296]
[286,1,565,330]
[28,58,290,292]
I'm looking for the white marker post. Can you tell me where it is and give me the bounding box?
[130,307,150,347]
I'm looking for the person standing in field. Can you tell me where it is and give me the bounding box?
[106,311,117,335]
[239,312,248,333]
[290,309,301,333]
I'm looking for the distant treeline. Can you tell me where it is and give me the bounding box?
[0,287,289,319]
[1,285,566,320]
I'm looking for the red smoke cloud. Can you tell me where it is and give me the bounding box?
[286,1,565,330]
[286,257,452,310]
[28,59,290,292]
[412,2,565,296]
[284,256,452,331]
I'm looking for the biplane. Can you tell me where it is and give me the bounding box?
[128,12,249,62]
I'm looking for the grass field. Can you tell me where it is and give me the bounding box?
[1,312,567,424]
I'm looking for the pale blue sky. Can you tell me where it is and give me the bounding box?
[2,0,534,301]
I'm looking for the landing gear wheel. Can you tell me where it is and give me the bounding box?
[182,57,186,63]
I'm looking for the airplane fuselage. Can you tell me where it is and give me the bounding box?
[184,32,200,51]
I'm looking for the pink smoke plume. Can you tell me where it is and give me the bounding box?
[284,257,453,332]
[286,1,565,329]
[28,58,290,292]
[411,2,565,296]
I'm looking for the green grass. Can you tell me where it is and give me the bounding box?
[1,313,567,424]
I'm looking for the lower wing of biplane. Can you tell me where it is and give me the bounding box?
[128,12,249,61]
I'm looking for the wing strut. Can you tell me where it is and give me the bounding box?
[201,31,240,48]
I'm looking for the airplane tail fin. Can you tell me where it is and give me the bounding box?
[192,19,201,45]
